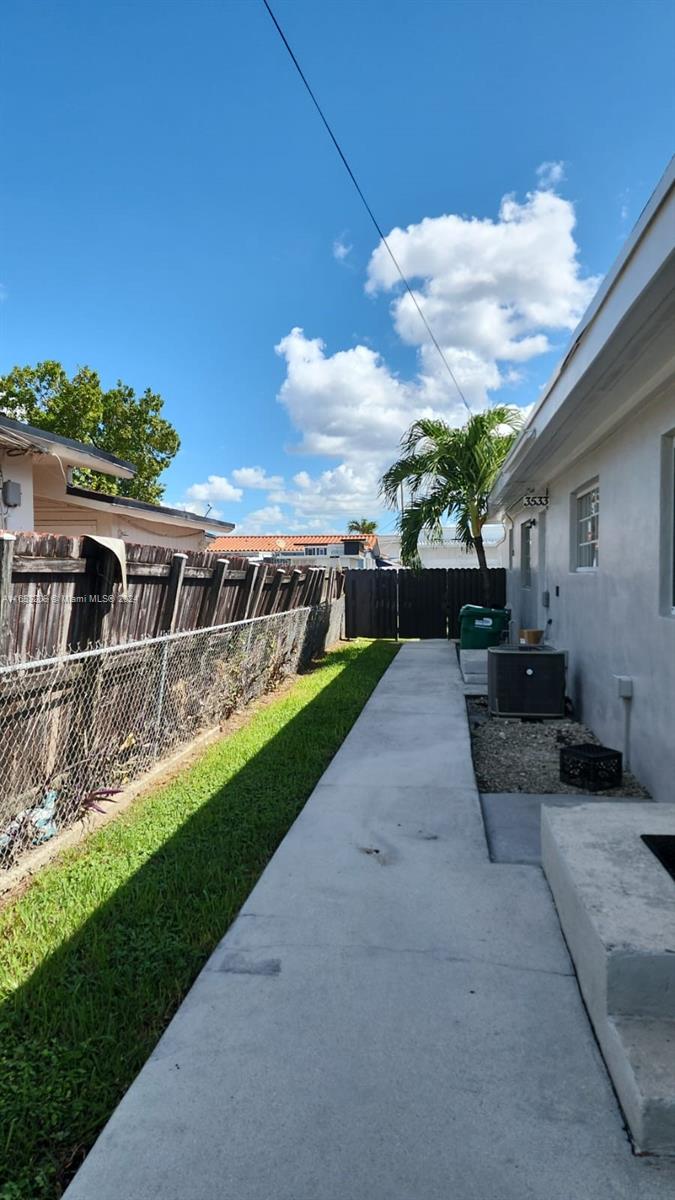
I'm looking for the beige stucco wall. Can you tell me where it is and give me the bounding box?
[507,387,675,802]
[107,514,207,549]
[30,457,207,548]
[0,452,210,549]
[32,494,207,549]
[33,494,99,534]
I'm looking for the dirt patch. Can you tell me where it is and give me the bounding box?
[467,695,650,797]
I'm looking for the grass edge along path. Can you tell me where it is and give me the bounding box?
[0,638,399,1200]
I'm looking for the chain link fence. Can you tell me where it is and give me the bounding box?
[0,598,344,871]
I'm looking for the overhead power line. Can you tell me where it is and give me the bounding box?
[261,0,472,415]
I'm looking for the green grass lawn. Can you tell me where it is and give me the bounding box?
[0,638,398,1200]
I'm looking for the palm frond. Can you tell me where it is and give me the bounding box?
[380,404,522,564]
[453,509,474,551]
[398,484,453,566]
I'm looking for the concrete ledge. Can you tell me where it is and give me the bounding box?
[459,648,487,684]
[542,802,675,1154]
[605,1017,675,1156]
[542,804,675,1018]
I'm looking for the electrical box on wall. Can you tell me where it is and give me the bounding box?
[2,480,22,508]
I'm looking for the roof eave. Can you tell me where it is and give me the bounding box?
[0,413,136,479]
[64,485,235,533]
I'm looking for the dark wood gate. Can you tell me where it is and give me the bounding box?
[344,570,397,638]
[344,568,506,639]
[398,569,448,638]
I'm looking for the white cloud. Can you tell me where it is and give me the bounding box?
[181,474,243,519]
[333,237,352,262]
[173,500,224,519]
[171,174,597,532]
[366,189,596,361]
[269,461,382,522]
[232,465,284,490]
[236,505,285,533]
[272,182,598,523]
[536,160,566,189]
[275,328,433,460]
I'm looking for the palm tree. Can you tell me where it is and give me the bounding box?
[380,406,522,606]
[347,518,378,535]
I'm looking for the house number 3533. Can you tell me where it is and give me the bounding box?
[523,496,549,507]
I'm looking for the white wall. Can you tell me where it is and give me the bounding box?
[378,532,507,569]
[0,452,35,532]
[507,387,675,802]
[418,542,506,569]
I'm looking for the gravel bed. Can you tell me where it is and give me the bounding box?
[467,695,650,797]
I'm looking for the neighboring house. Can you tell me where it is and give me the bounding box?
[209,533,379,569]
[0,413,234,548]
[377,525,507,569]
[488,158,675,802]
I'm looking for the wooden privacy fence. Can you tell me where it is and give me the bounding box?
[0,534,344,664]
[344,568,506,639]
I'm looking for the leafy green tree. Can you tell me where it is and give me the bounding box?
[380,407,522,605]
[347,518,378,535]
[0,361,180,503]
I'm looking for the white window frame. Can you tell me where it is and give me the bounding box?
[574,481,599,571]
[304,545,327,556]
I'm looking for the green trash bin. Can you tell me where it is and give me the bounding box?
[459,604,511,649]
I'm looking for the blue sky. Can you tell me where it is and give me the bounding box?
[2,0,674,533]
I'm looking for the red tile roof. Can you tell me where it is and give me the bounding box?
[209,533,373,552]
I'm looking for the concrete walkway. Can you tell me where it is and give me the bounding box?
[65,642,675,1199]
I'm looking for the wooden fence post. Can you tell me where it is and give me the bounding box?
[267,569,285,614]
[308,567,323,607]
[247,563,268,620]
[242,563,260,620]
[0,532,15,661]
[201,558,229,628]
[159,553,187,634]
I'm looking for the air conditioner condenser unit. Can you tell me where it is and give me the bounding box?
[488,645,566,718]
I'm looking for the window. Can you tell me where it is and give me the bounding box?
[575,483,599,569]
[304,545,327,556]
[521,523,532,587]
